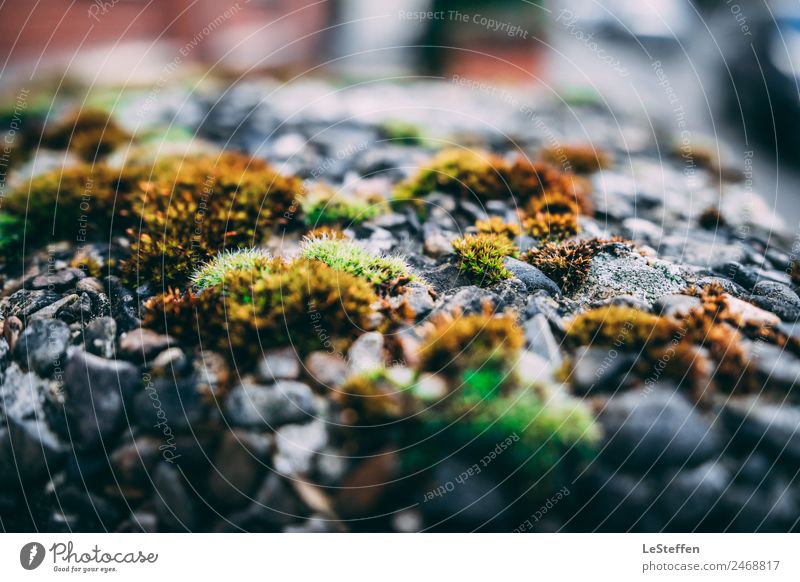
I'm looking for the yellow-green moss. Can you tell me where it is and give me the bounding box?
[122,152,303,289]
[452,233,518,285]
[394,148,508,201]
[42,109,131,160]
[300,235,415,293]
[541,144,612,174]
[301,184,387,225]
[144,257,379,361]
[418,308,523,388]
[475,215,521,238]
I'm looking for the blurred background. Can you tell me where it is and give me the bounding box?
[0,0,798,223]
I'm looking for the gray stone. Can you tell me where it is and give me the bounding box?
[0,363,49,421]
[28,294,79,321]
[722,397,800,464]
[273,419,328,477]
[660,461,730,529]
[134,377,215,434]
[347,332,385,374]
[747,343,800,390]
[0,417,65,482]
[524,314,561,363]
[403,282,435,318]
[582,251,687,306]
[83,316,116,359]
[654,294,701,319]
[207,430,273,509]
[305,351,348,388]
[14,319,70,377]
[224,381,316,429]
[152,463,196,531]
[599,386,722,471]
[752,281,800,307]
[30,268,85,291]
[118,328,174,363]
[570,346,637,394]
[503,257,560,296]
[256,347,301,382]
[64,350,139,448]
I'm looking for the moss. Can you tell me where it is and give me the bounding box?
[698,207,725,230]
[144,257,379,362]
[504,158,593,215]
[475,215,521,238]
[191,248,273,290]
[4,163,141,243]
[523,192,580,241]
[306,225,349,240]
[42,109,131,160]
[300,235,414,293]
[301,184,387,225]
[418,307,523,384]
[521,239,600,293]
[394,149,595,221]
[541,144,612,174]
[122,152,303,289]
[69,249,105,278]
[565,305,681,349]
[394,148,508,201]
[378,120,425,145]
[416,389,599,496]
[0,212,25,258]
[451,233,518,285]
[335,369,409,426]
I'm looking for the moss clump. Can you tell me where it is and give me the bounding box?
[565,305,681,349]
[475,215,521,238]
[414,389,599,498]
[521,239,602,293]
[335,369,409,426]
[123,152,303,289]
[451,233,518,285]
[42,109,131,160]
[504,158,594,215]
[191,248,273,290]
[394,148,508,201]
[0,212,25,258]
[306,225,349,240]
[523,192,580,240]
[144,257,379,361]
[541,144,612,174]
[418,308,523,391]
[378,120,425,145]
[300,235,414,293]
[301,184,387,225]
[4,163,141,242]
